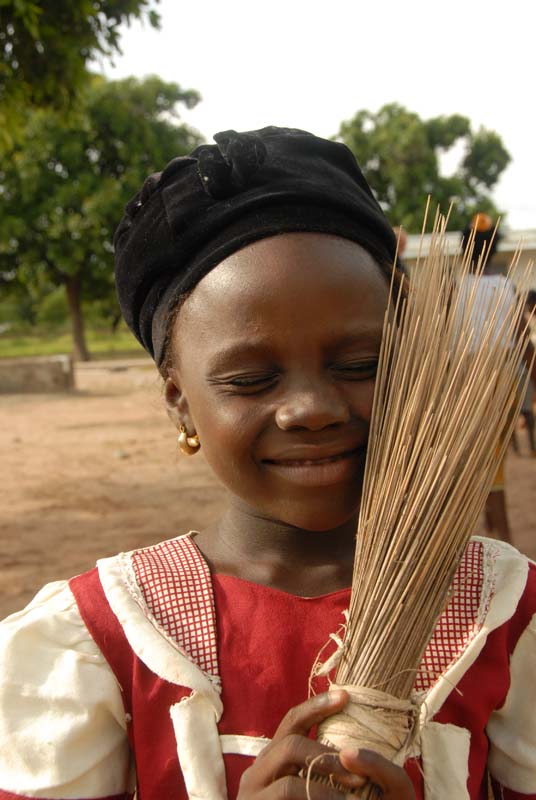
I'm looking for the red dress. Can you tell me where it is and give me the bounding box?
[0,533,535,799]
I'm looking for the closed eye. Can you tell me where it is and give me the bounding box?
[332,359,378,380]
[208,372,279,394]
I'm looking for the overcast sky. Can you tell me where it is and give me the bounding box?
[101,0,535,229]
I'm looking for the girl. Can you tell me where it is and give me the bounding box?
[0,128,535,800]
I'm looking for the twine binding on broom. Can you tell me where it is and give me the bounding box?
[317,684,420,765]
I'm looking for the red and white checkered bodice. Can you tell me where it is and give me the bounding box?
[131,534,220,682]
[129,533,491,695]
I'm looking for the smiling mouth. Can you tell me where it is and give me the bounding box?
[264,449,358,467]
[261,447,365,487]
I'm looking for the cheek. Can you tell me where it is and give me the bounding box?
[348,380,376,421]
[192,396,257,443]
[187,393,263,477]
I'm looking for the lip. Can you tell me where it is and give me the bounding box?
[261,446,366,487]
[263,442,364,462]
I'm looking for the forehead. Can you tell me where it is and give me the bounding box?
[176,233,390,352]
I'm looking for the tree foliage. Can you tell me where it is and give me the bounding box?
[337,103,511,231]
[0,74,202,359]
[0,0,160,142]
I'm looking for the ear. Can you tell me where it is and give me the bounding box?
[164,372,195,433]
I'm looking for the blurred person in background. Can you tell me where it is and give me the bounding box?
[513,291,536,456]
[460,214,536,542]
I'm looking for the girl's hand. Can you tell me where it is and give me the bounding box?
[237,690,416,799]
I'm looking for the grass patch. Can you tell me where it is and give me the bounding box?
[0,326,145,360]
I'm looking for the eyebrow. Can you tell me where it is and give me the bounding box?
[330,328,384,350]
[206,342,274,373]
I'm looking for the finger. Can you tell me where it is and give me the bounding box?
[339,748,416,798]
[262,774,355,800]
[299,751,367,791]
[255,734,364,789]
[272,690,349,741]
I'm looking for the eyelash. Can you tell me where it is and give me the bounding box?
[208,373,279,395]
[332,359,378,379]
[228,374,277,388]
[212,360,378,394]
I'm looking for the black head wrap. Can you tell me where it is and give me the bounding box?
[114,126,399,366]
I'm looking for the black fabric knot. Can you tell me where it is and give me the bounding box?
[114,172,162,249]
[124,157,197,220]
[125,171,162,218]
[197,130,267,199]
[114,157,197,250]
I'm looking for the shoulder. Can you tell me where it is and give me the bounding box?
[1,579,95,652]
[444,535,532,633]
[94,533,222,696]
[418,537,533,709]
[466,536,534,643]
[0,582,133,798]
[472,535,534,614]
[0,578,119,691]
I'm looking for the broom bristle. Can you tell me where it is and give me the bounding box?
[336,211,534,698]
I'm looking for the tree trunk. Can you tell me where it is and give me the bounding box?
[111,309,122,334]
[65,275,90,361]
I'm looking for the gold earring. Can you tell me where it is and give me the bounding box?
[178,424,200,455]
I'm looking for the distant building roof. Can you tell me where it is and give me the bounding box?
[404,229,536,261]
[403,229,536,286]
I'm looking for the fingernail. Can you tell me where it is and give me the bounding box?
[342,746,374,764]
[316,690,342,706]
[315,693,331,706]
[327,689,347,703]
[346,774,367,788]
[340,746,361,758]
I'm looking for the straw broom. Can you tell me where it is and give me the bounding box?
[312,208,534,798]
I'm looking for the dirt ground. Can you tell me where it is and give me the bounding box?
[1,360,535,619]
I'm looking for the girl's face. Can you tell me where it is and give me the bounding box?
[166,233,390,532]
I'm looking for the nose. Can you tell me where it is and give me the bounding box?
[275,380,351,431]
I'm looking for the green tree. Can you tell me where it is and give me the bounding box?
[0,0,160,142]
[337,103,511,231]
[0,74,202,360]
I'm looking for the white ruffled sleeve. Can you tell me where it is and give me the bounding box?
[487,608,536,797]
[0,581,135,799]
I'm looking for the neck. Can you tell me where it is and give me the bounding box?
[195,501,357,596]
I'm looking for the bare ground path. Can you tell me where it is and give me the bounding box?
[0,361,534,619]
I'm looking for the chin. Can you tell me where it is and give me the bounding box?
[279,503,360,533]
[280,483,363,532]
